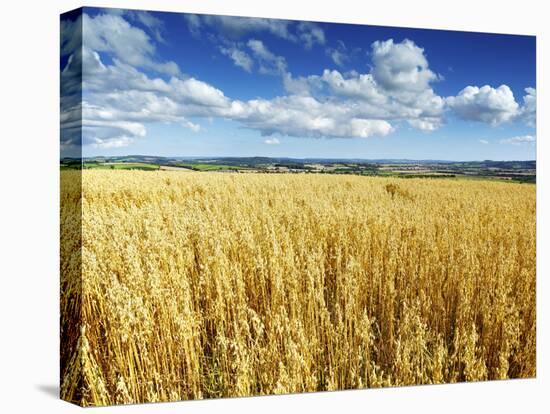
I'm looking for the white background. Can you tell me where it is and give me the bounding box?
[0,0,547,412]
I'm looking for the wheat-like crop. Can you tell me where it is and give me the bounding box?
[60,170,536,406]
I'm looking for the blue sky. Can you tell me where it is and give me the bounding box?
[60,7,536,160]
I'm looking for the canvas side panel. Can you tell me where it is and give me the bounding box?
[60,7,84,406]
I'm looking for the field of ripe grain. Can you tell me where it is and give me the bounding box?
[60,170,536,406]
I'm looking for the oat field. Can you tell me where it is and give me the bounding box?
[60,170,536,406]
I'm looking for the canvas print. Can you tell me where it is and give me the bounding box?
[60,7,536,407]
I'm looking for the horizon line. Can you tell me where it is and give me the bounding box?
[63,155,537,163]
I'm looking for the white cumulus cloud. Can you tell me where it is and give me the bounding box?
[500,135,536,145]
[184,14,325,49]
[247,39,287,75]
[326,41,350,66]
[371,39,439,93]
[297,21,325,49]
[281,39,446,132]
[447,85,519,125]
[82,13,180,76]
[520,87,536,127]
[220,45,254,72]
